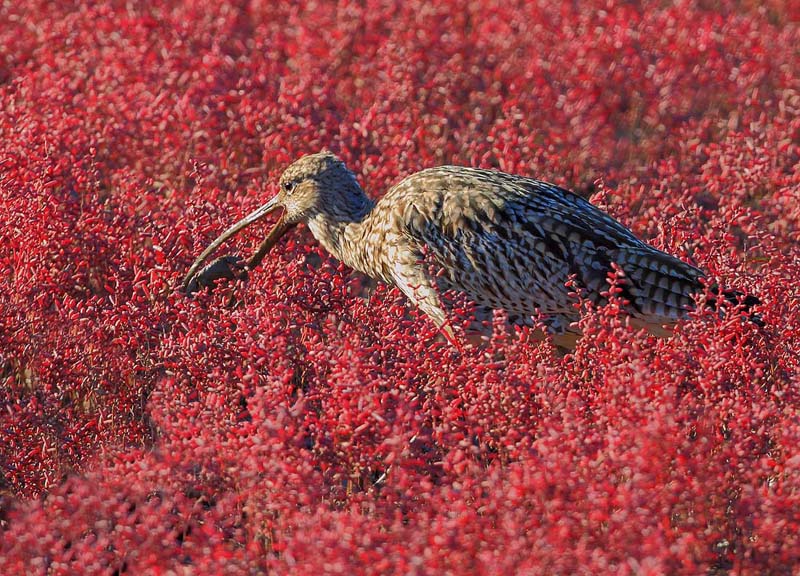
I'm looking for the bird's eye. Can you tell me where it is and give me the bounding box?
[283,180,296,193]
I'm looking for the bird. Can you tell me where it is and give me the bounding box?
[183,151,758,347]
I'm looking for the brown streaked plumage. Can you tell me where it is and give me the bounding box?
[184,151,752,346]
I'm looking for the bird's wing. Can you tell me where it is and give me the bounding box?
[388,167,704,321]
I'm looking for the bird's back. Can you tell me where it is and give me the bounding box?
[376,166,704,332]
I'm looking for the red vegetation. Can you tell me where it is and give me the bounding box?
[1,1,799,573]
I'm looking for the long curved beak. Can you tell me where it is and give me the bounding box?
[183,195,294,291]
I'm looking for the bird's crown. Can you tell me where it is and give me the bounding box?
[279,151,348,187]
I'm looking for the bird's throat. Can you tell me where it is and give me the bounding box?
[306,211,382,279]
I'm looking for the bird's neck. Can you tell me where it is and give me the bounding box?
[306,198,383,278]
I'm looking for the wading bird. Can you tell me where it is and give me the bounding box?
[184,152,758,347]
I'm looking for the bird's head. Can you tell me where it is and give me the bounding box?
[278,151,370,224]
[183,151,370,292]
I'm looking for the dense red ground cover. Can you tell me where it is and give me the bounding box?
[1,0,798,573]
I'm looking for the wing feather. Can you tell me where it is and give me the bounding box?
[383,166,704,323]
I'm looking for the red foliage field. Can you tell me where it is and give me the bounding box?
[1,1,798,573]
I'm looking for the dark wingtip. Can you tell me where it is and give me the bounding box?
[738,294,764,326]
[706,285,763,327]
[740,294,761,309]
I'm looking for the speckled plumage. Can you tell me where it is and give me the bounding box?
[185,151,714,343]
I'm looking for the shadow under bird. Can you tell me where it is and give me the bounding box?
[183,152,759,346]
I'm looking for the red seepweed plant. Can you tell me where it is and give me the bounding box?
[1,1,798,574]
